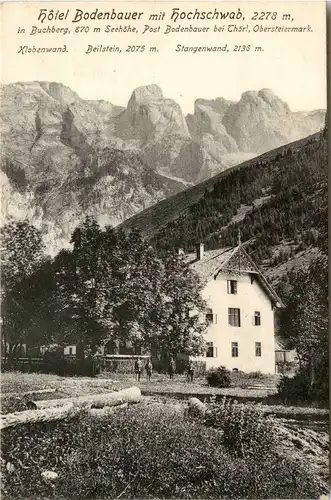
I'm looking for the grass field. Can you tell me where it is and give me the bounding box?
[1,371,329,498]
[1,371,328,418]
[1,370,279,396]
[1,395,327,499]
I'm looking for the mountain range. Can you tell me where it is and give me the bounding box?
[0,81,325,254]
[121,129,327,292]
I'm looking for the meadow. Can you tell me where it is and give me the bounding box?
[1,371,329,499]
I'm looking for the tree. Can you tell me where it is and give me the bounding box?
[108,229,164,351]
[145,251,208,360]
[52,221,208,362]
[1,220,45,289]
[3,260,59,355]
[4,217,208,364]
[280,255,328,393]
[1,221,46,362]
[53,217,112,360]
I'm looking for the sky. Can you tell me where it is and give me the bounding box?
[2,1,327,114]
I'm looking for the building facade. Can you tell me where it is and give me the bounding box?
[187,244,284,374]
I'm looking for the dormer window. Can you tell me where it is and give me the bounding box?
[227,280,237,295]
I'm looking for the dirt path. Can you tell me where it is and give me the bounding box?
[277,419,329,493]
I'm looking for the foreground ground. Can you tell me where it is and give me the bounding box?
[1,371,329,498]
[1,370,279,395]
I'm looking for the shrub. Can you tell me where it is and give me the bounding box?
[42,354,100,377]
[206,366,231,387]
[1,404,321,499]
[204,398,275,459]
[277,373,310,403]
[246,370,263,379]
[277,367,329,405]
[0,396,28,414]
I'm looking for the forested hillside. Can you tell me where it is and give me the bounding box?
[1,82,324,254]
[124,128,327,297]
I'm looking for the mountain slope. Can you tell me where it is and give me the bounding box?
[0,82,190,253]
[121,128,328,291]
[1,81,325,254]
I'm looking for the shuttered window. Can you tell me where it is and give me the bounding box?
[227,280,238,294]
[206,342,218,358]
[206,308,217,324]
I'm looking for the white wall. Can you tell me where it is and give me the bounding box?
[64,345,76,356]
[194,272,276,374]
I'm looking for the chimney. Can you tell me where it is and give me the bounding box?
[196,242,204,260]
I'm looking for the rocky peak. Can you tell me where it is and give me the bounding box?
[38,81,81,106]
[122,84,190,141]
[1,80,325,254]
[128,84,164,106]
[237,88,291,115]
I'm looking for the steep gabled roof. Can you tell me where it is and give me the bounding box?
[186,246,236,281]
[186,245,285,309]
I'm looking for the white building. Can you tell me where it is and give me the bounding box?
[187,243,284,374]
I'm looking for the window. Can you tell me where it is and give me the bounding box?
[228,308,241,327]
[227,280,237,295]
[134,344,142,355]
[206,342,218,358]
[206,308,217,324]
[254,311,261,326]
[231,342,238,358]
[255,342,262,357]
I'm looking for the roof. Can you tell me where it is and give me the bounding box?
[186,245,285,309]
[185,246,237,281]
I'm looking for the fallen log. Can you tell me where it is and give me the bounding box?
[0,403,76,430]
[1,387,141,430]
[187,397,207,417]
[34,386,141,410]
[90,403,128,418]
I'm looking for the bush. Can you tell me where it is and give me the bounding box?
[1,355,101,377]
[0,396,29,414]
[277,373,310,403]
[204,398,275,459]
[206,366,231,387]
[1,405,321,499]
[246,370,263,379]
[41,353,100,377]
[277,366,329,405]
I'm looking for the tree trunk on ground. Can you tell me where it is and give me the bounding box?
[1,387,141,429]
[1,403,76,430]
[33,386,141,410]
[186,398,207,418]
[0,403,129,430]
